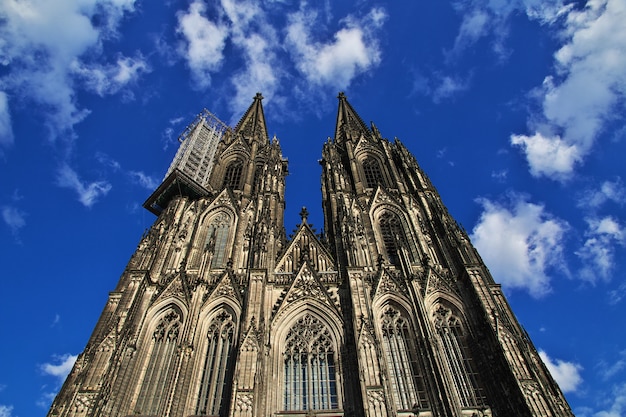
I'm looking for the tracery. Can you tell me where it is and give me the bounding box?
[283,314,338,411]
[196,310,236,416]
[136,309,181,415]
[380,306,429,411]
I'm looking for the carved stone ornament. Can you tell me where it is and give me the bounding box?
[235,392,254,411]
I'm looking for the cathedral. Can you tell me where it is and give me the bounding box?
[48,93,574,417]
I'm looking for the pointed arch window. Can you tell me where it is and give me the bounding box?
[380,307,429,411]
[196,310,236,416]
[223,159,244,190]
[434,306,485,408]
[136,310,181,415]
[283,314,338,411]
[206,213,231,268]
[363,156,385,188]
[379,212,406,266]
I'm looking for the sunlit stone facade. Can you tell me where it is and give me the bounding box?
[48,93,574,417]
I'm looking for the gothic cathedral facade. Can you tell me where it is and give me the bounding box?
[48,93,574,417]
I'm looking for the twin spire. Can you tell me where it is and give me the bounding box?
[235,91,374,144]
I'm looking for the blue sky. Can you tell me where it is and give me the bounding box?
[1,0,625,416]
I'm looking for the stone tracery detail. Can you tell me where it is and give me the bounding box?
[380,306,429,411]
[196,310,236,416]
[433,304,485,409]
[136,309,181,416]
[283,314,338,411]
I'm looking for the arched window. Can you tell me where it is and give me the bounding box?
[206,213,231,268]
[433,305,484,408]
[380,306,429,411]
[362,157,385,188]
[379,212,406,266]
[196,310,236,416]
[283,314,338,411]
[223,159,244,190]
[136,309,181,415]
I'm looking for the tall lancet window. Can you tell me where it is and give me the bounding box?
[283,314,338,411]
[363,156,385,188]
[206,213,231,268]
[196,310,236,416]
[434,306,484,408]
[379,211,406,266]
[380,306,429,411]
[136,309,181,415]
[223,159,244,190]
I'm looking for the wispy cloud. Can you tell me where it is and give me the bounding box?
[539,349,583,393]
[0,405,14,417]
[71,54,150,97]
[578,178,626,210]
[577,216,625,283]
[511,0,626,180]
[0,92,14,148]
[576,382,626,417]
[598,350,626,381]
[56,164,112,208]
[471,193,569,297]
[129,171,159,190]
[1,205,26,237]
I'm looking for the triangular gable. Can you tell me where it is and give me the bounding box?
[370,186,401,210]
[424,267,459,299]
[353,133,383,155]
[204,270,242,306]
[371,268,407,301]
[153,273,190,305]
[271,262,339,320]
[275,221,335,274]
[204,188,238,215]
[222,134,252,158]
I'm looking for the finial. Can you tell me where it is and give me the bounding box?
[254,92,264,100]
[299,206,309,223]
[337,92,346,100]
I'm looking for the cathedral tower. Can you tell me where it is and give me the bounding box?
[48,93,574,417]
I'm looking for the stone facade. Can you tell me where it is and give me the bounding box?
[48,93,574,417]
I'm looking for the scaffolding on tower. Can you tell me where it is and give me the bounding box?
[143,109,229,215]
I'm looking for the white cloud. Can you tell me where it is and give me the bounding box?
[129,171,159,190]
[577,216,625,282]
[0,0,140,141]
[176,1,229,89]
[285,7,386,91]
[512,0,626,179]
[1,205,26,236]
[510,132,583,180]
[40,353,78,381]
[471,194,569,297]
[539,350,583,393]
[56,164,112,207]
[0,405,14,417]
[0,92,14,147]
